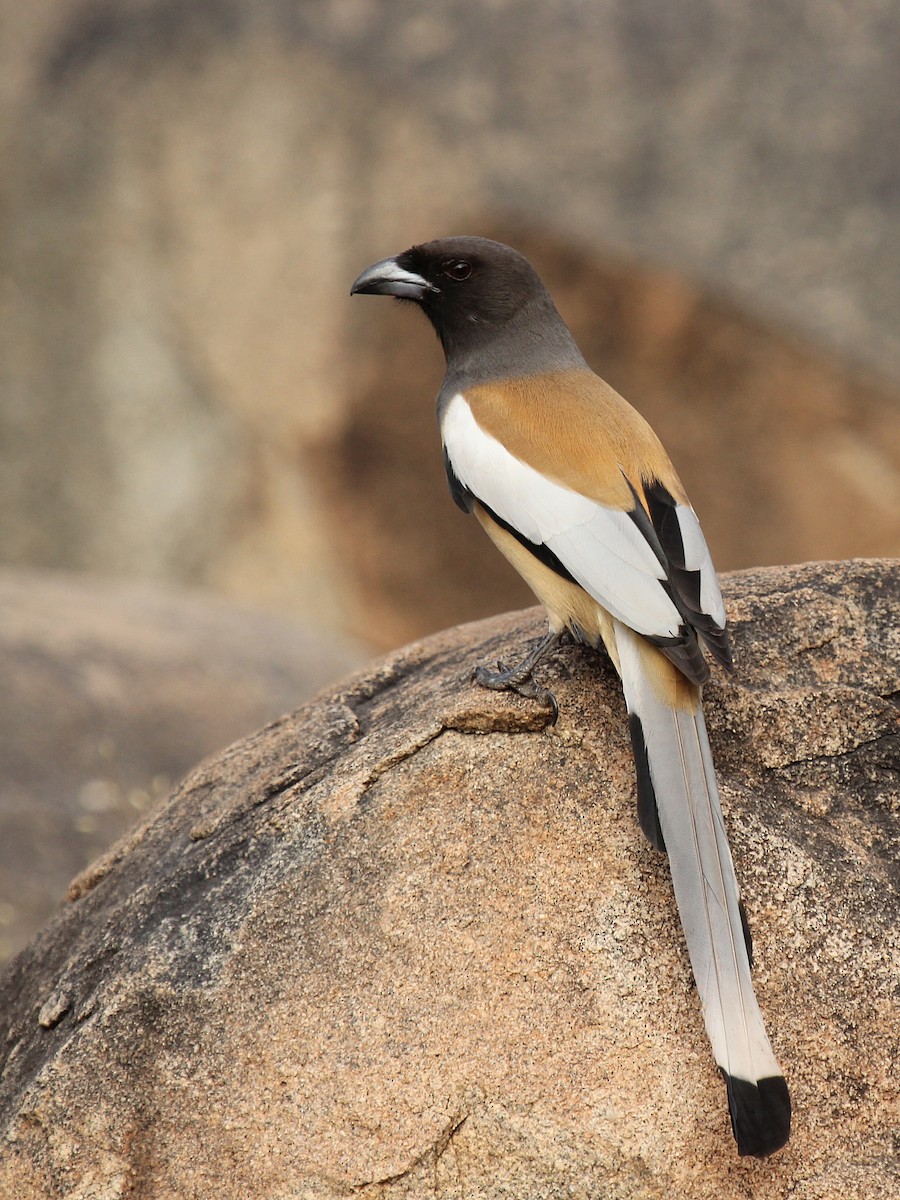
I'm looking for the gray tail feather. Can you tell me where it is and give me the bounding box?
[616,623,790,1157]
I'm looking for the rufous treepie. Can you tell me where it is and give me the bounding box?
[351,236,791,1158]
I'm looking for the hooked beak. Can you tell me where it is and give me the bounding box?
[350,257,439,301]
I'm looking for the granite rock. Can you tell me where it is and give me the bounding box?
[0,560,897,1197]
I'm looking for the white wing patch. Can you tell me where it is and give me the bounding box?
[442,393,684,639]
[672,504,727,626]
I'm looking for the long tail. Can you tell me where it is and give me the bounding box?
[614,621,791,1157]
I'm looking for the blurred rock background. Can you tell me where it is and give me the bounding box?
[1,0,899,957]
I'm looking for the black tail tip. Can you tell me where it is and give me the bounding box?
[721,1071,791,1157]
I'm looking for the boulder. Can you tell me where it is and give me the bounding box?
[0,560,897,1197]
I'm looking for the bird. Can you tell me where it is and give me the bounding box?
[350,235,791,1157]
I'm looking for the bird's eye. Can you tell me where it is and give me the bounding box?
[443,260,472,281]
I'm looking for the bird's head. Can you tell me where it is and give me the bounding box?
[350,236,554,361]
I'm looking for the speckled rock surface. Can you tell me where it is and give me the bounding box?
[0,561,897,1198]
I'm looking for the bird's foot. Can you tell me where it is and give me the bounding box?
[471,631,562,723]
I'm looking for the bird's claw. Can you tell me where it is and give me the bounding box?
[525,680,559,724]
[472,660,559,724]
[472,660,517,690]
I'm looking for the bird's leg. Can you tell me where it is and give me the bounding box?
[472,630,563,722]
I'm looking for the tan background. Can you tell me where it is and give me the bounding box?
[1,0,899,653]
